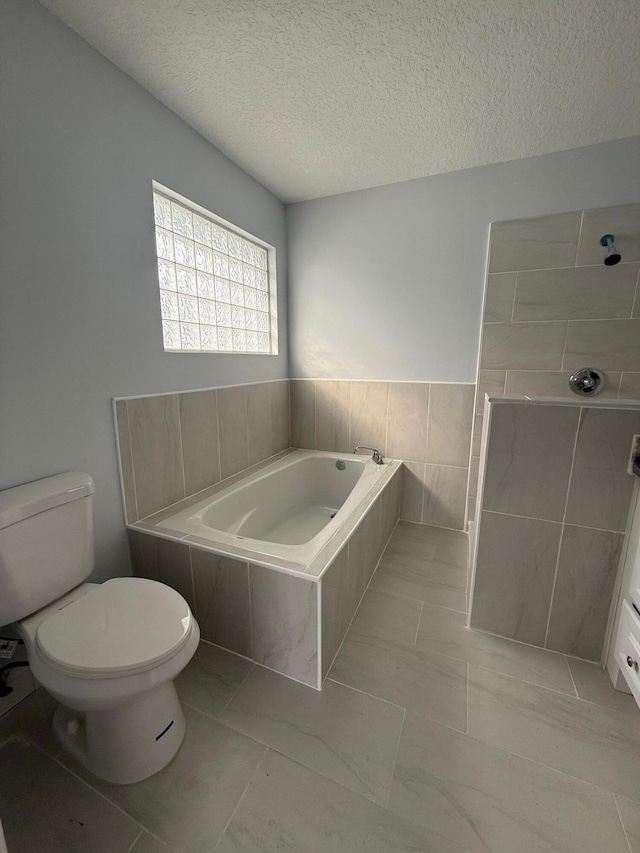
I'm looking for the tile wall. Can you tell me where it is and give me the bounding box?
[471,400,640,662]
[115,380,290,522]
[290,380,474,531]
[471,203,640,518]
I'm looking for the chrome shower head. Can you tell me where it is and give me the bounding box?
[600,234,622,266]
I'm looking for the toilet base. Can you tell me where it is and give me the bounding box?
[53,681,186,784]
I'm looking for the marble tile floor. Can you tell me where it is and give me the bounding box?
[2,521,640,852]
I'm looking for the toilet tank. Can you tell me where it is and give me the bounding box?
[0,473,95,626]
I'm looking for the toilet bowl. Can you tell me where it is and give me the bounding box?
[0,472,200,784]
[17,577,199,783]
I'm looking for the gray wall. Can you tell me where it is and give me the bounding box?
[287,136,640,382]
[0,0,288,582]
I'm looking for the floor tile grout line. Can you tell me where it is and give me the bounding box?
[47,749,150,836]
[509,271,518,322]
[565,654,580,699]
[470,659,640,714]
[574,210,585,268]
[210,715,394,814]
[216,661,257,716]
[613,792,635,853]
[432,704,639,804]
[212,745,270,852]
[465,661,470,735]
[124,830,144,853]
[346,565,598,701]
[325,676,408,713]
[368,581,465,609]
[413,601,424,646]
[544,407,582,647]
[383,707,406,809]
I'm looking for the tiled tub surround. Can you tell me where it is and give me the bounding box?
[114,379,290,523]
[125,455,402,688]
[470,396,640,662]
[470,202,640,519]
[290,379,474,531]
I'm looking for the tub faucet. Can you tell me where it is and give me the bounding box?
[354,445,384,464]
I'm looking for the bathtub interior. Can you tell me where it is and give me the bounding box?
[177,455,364,546]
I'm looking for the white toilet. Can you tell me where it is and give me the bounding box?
[0,472,199,784]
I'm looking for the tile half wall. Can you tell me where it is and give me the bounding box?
[471,400,640,662]
[114,380,290,523]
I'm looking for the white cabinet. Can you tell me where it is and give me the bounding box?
[608,482,640,705]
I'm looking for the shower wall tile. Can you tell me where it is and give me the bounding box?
[349,381,389,452]
[217,385,250,479]
[482,403,579,521]
[565,408,640,531]
[484,272,517,322]
[472,396,640,661]
[576,204,640,266]
[488,211,582,273]
[290,379,316,449]
[315,380,350,453]
[321,547,350,678]
[564,319,640,372]
[191,550,251,656]
[127,531,195,612]
[545,526,624,660]
[249,563,318,687]
[178,390,220,496]
[270,380,290,454]
[426,384,474,467]
[422,464,467,530]
[481,321,567,370]
[126,394,185,519]
[247,382,272,467]
[513,264,638,321]
[400,461,424,524]
[476,370,506,414]
[620,373,640,400]
[114,400,138,522]
[471,512,562,646]
[386,382,429,462]
[504,370,621,399]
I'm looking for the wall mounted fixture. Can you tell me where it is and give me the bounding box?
[569,367,605,396]
[600,234,622,266]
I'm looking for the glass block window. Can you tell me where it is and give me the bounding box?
[152,187,276,354]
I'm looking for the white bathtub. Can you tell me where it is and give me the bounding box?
[157,449,391,565]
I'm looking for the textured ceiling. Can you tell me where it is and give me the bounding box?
[39,0,640,202]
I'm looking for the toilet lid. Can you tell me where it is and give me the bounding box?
[35,577,193,677]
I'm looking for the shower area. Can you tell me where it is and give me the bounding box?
[468,202,640,669]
